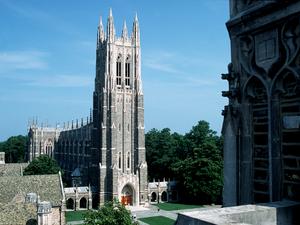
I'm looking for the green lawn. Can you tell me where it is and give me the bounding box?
[156,202,202,211]
[65,210,87,222]
[139,216,175,225]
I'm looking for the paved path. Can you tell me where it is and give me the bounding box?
[130,204,221,224]
[66,221,84,225]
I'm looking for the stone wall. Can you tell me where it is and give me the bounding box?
[175,202,300,225]
[222,0,300,205]
[51,207,65,225]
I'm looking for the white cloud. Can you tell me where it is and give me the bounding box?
[143,49,228,88]
[143,60,180,74]
[0,51,48,72]
[143,50,181,74]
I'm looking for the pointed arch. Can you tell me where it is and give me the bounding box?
[272,71,300,201]
[151,192,157,202]
[125,55,131,87]
[121,183,135,206]
[161,191,168,202]
[245,76,270,203]
[44,139,53,156]
[79,197,87,209]
[116,54,122,86]
[66,198,75,210]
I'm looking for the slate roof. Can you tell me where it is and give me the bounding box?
[0,202,36,225]
[0,163,28,176]
[0,174,63,207]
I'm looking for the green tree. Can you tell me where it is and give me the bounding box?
[146,128,182,180]
[172,121,223,204]
[84,200,138,225]
[0,135,27,163]
[23,155,61,175]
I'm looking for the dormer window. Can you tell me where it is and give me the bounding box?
[125,56,130,87]
[116,55,122,86]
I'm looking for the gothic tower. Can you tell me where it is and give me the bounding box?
[91,9,148,206]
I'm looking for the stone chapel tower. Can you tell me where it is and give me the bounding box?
[90,9,148,206]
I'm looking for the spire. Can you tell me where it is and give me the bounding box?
[132,12,140,45]
[109,8,113,18]
[97,16,105,46]
[107,8,115,43]
[122,20,128,39]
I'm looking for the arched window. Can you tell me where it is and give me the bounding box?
[246,77,269,203]
[125,56,130,87]
[116,55,122,86]
[44,140,53,156]
[118,152,122,169]
[127,152,130,169]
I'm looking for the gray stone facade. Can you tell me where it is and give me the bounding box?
[222,0,300,206]
[27,9,148,206]
[27,125,61,161]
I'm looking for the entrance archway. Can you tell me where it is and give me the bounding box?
[161,191,168,202]
[151,192,157,202]
[66,198,75,210]
[79,197,87,209]
[121,184,134,206]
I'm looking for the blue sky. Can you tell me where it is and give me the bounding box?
[0,0,230,141]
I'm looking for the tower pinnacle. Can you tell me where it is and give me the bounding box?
[107,8,115,43]
[109,8,113,18]
[132,12,140,45]
[97,16,105,46]
[122,20,128,39]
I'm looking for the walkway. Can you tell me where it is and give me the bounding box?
[130,204,221,224]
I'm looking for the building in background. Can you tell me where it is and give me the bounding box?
[27,9,148,207]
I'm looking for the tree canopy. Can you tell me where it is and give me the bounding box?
[84,200,138,225]
[0,135,27,163]
[23,155,61,175]
[146,128,182,180]
[146,120,223,204]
